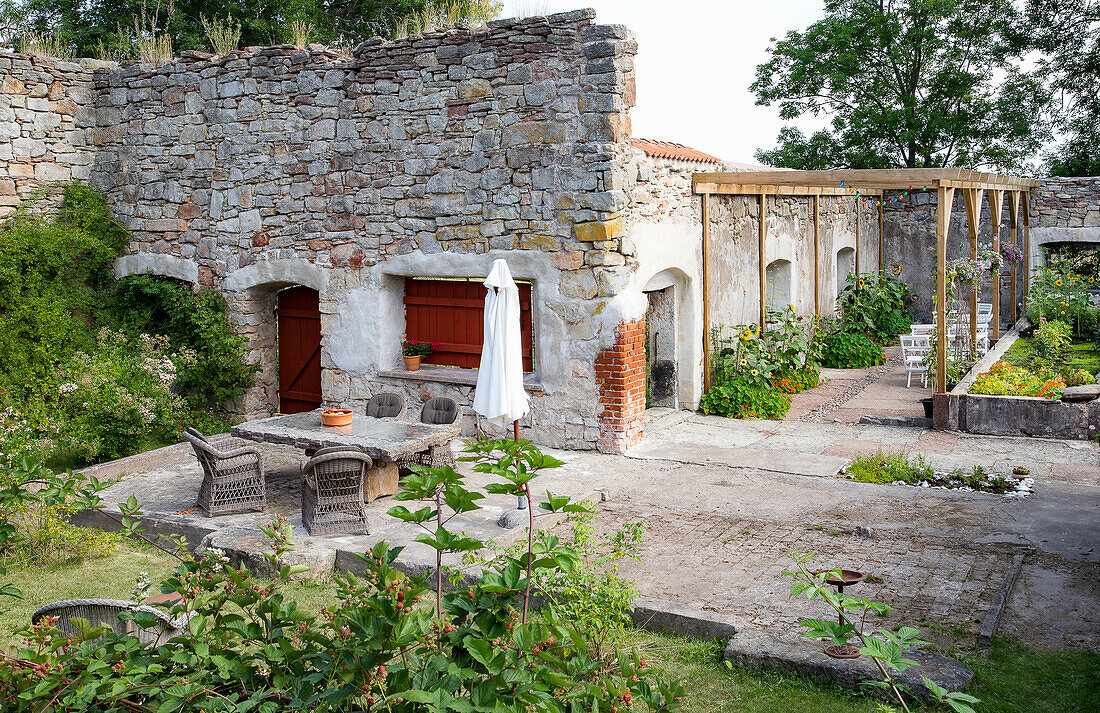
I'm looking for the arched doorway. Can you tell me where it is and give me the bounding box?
[765,259,793,308]
[276,286,322,413]
[836,247,855,297]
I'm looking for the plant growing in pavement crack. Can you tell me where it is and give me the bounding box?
[785,552,981,713]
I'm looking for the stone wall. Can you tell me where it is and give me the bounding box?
[880,178,1100,326]
[0,10,656,452]
[0,53,101,216]
[1028,176,1100,272]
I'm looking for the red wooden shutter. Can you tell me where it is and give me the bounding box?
[404,279,533,371]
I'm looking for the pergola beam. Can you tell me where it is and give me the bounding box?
[963,188,984,355]
[693,168,1040,195]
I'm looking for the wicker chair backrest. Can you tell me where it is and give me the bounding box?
[421,397,459,425]
[302,451,373,491]
[32,599,183,644]
[366,393,405,418]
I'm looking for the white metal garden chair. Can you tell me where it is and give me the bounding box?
[900,334,931,388]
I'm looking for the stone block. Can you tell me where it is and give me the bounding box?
[723,629,973,704]
[574,215,625,242]
[196,527,336,581]
[364,461,399,502]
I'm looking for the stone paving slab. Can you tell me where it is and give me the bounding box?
[724,629,974,702]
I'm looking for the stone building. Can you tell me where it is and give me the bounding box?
[3,9,1096,452]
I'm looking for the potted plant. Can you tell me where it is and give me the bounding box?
[402,339,437,371]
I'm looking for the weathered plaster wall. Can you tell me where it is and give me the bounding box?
[0,53,103,216]
[0,10,649,452]
[622,149,706,409]
[705,193,878,336]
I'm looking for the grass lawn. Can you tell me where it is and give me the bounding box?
[2,545,1097,712]
[1002,336,1100,375]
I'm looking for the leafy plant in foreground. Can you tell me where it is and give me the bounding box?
[785,552,981,713]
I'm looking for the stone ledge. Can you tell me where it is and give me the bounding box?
[378,365,546,392]
[723,629,974,704]
[630,598,738,640]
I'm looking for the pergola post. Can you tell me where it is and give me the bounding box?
[963,188,983,355]
[935,185,955,394]
[878,199,884,271]
[1008,191,1020,324]
[854,196,861,275]
[1023,190,1031,311]
[701,192,712,392]
[813,194,820,314]
[758,193,767,330]
[988,190,1004,340]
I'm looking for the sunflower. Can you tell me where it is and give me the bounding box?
[858,278,866,288]
[750,369,759,376]
[739,358,748,366]
[1055,279,1063,286]
[788,304,795,311]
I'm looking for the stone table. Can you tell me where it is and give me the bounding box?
[231,410,461,501]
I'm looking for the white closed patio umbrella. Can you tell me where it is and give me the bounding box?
[473,258,530,441]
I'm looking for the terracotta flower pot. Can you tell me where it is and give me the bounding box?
[403,355,421,371]
[321,409,353,426]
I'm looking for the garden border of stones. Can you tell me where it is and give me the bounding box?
[936,319,1100,440]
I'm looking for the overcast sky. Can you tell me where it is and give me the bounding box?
[500,0,827,164]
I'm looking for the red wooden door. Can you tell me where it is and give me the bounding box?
[277,286,322,413]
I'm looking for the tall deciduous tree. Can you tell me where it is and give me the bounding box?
[751,0,1050,171]
[1015,0,1100,176]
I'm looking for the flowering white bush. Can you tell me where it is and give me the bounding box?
[54,329,190,462]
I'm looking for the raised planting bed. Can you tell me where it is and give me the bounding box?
[840,451,1034,497]
[938,319,1100,440]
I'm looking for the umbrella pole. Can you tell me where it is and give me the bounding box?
[514,419,526,511]
[513,419,519,442]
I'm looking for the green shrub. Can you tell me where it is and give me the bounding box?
[1033,318,1073,364]
[0,460,118,569]
[0,440,686,712]
[52,329,189,464]
[835,270,912,345]
[700,378,792,419]
[710,307,815,388]
[1060,367,1095,387]
[0,184,126,402]
[818,330,886,369]
[110,274,259,413]
[846,451,934,485]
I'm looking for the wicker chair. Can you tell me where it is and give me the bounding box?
[183,430,267,516]
[32,599,194,646]
[398,397,459,470]
[366,392,405,418]
[301,450,373,536]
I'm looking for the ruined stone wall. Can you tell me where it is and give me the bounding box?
[884,189,1029,326]
[64,9,642,452]
[1028,177,1100,278]
[0,53,101,216]
[1031,177,1100,229]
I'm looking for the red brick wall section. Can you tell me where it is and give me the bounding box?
[594,319,647,453]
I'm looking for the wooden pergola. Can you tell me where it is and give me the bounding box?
[693,169,1042,394]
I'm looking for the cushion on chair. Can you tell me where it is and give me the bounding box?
[366,393,404,418]
[421,397,458,425]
